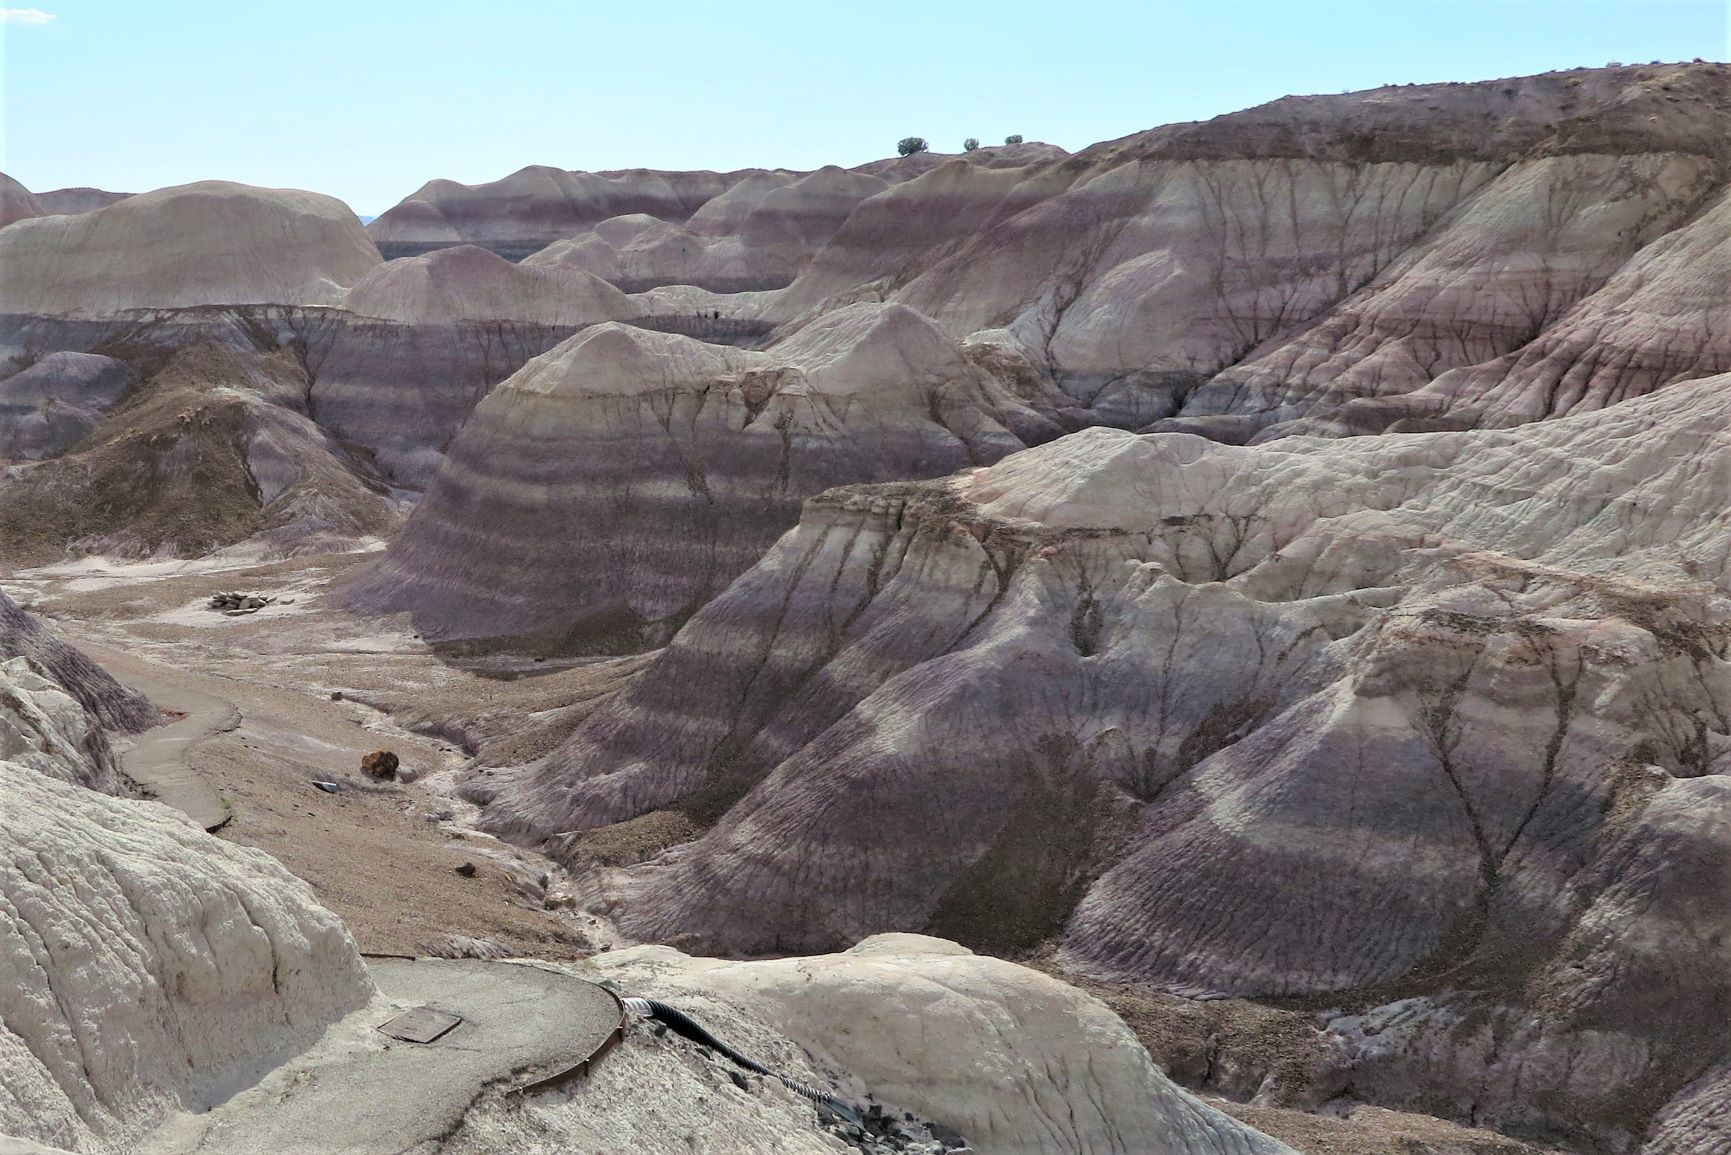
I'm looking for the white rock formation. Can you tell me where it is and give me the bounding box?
[578,933,1294,1155]
[0,660,373,1153]
[0,181,381,316]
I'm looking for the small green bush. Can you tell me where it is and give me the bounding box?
[897,136,929,157]
[1004,134,1024,145]
[963,137,979,152]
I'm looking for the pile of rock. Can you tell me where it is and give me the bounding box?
[208,592,277,615]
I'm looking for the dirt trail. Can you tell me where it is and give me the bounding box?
[9,549,604,959]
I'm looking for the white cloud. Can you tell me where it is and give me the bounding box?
[1,8,56,24]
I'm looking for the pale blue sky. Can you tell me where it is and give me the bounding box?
[3,0,1726,216]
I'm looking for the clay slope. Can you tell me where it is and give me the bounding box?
[349,303,1070,652]
[0,351,138,460]
[477,372,1731,1153]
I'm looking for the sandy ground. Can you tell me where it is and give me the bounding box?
[3,546,629,960]
[4,544,1567,1154]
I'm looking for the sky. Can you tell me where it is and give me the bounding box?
[2,0,1727,216]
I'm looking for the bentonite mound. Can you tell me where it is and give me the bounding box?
[341,243,640,327]
[0,589,154,735]
[0,180,381,316]
[365,165,756,260]
[347,302,1070,652]
[524,166,893,293]
[477,368,1731,1153]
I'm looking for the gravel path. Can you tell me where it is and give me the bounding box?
[86,640,237,832]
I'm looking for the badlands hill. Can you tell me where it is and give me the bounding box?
[3,63,1730,1155]
[0,181,382,315]
[35,186,132,215]
[362,61,1731,653]
[348,303,1070,650]
[479,369,1731,1154]
[0,595,1286,1154]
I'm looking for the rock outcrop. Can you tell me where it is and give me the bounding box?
[349,303,1069,651]
[576,934,1294,1155]
[478,369,1731,1152]
[0,181,381,316]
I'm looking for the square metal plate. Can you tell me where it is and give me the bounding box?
[377,1007,463,1044]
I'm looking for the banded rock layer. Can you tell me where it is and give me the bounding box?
[349,302,1070,651]
[482,372,1731,1153]
[0,588,153,736]
[769,63,1731,436]
[366,144,1069,263]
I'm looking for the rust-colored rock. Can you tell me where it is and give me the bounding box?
[360,749,399,780]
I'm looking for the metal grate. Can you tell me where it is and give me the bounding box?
[377,1007,464,1044]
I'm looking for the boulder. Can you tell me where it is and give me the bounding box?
[360,749,399,780]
